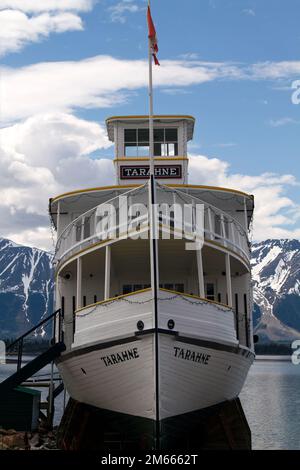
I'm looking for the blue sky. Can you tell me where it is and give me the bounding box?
[0,0,300,249]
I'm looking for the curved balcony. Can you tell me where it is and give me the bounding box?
[73,288,237,349]
[54,183,251,268]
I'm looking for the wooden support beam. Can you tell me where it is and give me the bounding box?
[104,245,111,300]
[76,257,82,310]
[196,249,205,298]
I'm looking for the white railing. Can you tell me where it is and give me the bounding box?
[54,183,250,265]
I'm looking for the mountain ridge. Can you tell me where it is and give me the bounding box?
[0,236,300,343]
[252,239,300,342]
[0,237,54,338]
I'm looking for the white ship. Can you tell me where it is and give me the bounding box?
[49,114,255,448]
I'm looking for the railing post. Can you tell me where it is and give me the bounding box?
[244,292,249,348]
[73,296,76,341]
[52,312,57,345]
[230,220,236,248]
[61,301,65,343]
[196,248,205,298]
[93,208,97,240]
[17,338,23,371]
[221,214,227,247]
[225,253,233,308]
[76,257,82,310]
[208,207,214,240]
[80,217,84,242]
[235,293,240,342]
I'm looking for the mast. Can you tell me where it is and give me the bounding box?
[147,0,160,449]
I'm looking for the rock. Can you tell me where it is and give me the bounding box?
[1,432,26,449]
[29,433,41,449]
[0,427,58,450]
[0,428,16,435]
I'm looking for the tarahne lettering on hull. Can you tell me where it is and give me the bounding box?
[120,165,182,179]
[174,346,211,365]
[100,347,139,367]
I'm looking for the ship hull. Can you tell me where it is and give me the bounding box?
[56,290,254,447]
[57,331,254,433]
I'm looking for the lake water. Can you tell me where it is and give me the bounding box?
[240,358,300,450]
[1,357,300,449]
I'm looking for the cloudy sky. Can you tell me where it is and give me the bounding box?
[0,0,300,251]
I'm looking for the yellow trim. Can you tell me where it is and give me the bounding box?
[51,184,139,205]
[168,184,254,200]
[160,288,231,309]
[106,115,195,124]
[56,224,150,274]
[56,239,111,275]
[75,287,231,315]
[56,229,250,279]
[51,183,253,206]
[113,157,189,162]
[205,238,250,268]
[75,288,152,313]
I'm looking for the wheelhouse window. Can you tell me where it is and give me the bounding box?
[124,128,178,157]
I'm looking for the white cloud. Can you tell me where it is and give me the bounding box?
[108,1,140,24]
[160,88,192,95]
[0,10,83,56]
[0,113,114,250]
[2,55,300,123]
[211,142,237,148]
[0,1,94,12]
[0,0,95,57]
[188,155,300,241]
[0,57,233,122]
[251,61,300,80]
[269,117,300,127]
[179,53,200,60]
[6,227,56,252]
[242,9,255,16]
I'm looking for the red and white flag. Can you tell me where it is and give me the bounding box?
[147,5,160,65]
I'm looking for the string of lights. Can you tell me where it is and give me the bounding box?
[54,184,148,257]
[54,183,251,264]
[158,184,248,239]
[77,292,231,318]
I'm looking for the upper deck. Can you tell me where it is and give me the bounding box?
[49,183,254,270]
[50,183,254,234]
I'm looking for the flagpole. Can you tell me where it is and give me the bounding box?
[147,0,160,450]
[148,0,154,177]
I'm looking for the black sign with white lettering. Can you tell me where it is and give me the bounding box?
[120,165,182,180]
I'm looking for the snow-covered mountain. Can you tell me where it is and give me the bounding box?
[0,238,54,338]
[0,236,300,343]
[252,239,300,343]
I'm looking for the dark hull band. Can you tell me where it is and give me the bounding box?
[57,328,255,364]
